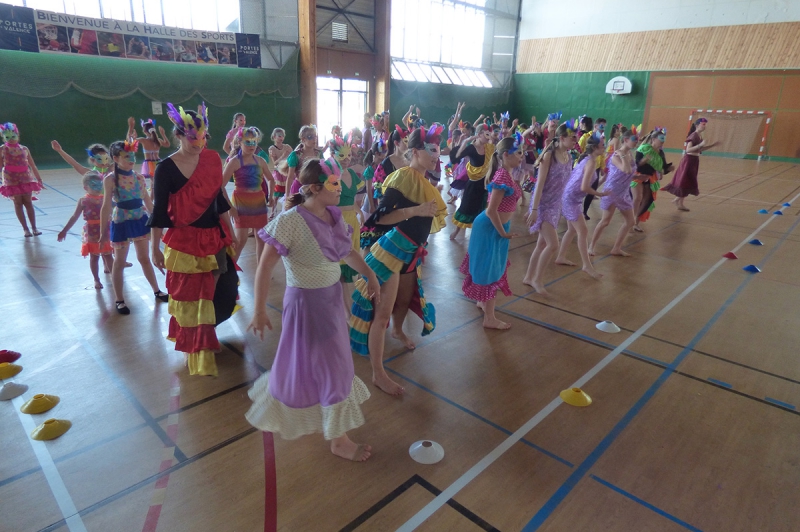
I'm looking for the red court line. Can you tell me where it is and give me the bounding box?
[263,431,277,532]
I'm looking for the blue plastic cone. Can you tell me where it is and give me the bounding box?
[749,239,763,246]
[743,265,761,273]
[774,210,783,215]
[758,209,769,214]
[783,203,791,207]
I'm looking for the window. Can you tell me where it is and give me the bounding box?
[316,77,368,146]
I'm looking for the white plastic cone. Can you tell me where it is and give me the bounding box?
[409,440,445,464]
[0,382,28,401]
[596,320,621,333]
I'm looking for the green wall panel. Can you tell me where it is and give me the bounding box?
[512,71,650,129]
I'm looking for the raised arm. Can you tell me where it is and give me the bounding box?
[157,126,171,147]
[51,140,90,175]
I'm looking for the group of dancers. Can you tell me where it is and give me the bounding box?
[0,103,716,462]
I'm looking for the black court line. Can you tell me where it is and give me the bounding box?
[153,380,254,422]
[339,474,500,532]
[37,428,259,532]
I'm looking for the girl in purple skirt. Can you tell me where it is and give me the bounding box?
[247,158,381,462]
[589,129,638,257]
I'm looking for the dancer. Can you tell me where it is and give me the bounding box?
[223,127,272,261]
[350,126,447,395]
[329,138,364,286]
[460,135,523,329]
[580,118,607,220]
[51,141,112,177]
[127,117,170,193]
[663,118,717,211]
[1,123,44,237]
[522,121,577,295]
[555,132,607,279]
[150,103,238,377]
[267,128,293,216]
[451,124,495,240]
[246,158,380,462]
[285,125,322,195]
[223,112,246,153]
[99,139,168,314]
[632,127,673,231]
[589,130,639,257]
[57,171,114,288]
[446,130,468,204]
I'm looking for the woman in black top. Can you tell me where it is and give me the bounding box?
[450,124,494,240]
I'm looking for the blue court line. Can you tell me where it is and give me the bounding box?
[384,367,574,469]
[590,475,704,532]
[707,378,732,389]
[764,397,796,410]
[522,210,800,531]
[42,181,79,202]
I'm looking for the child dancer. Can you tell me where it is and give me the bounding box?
[223,112,246,153]
[223,127,272,261]
[555,132,607,279]
[522,121,577,295]
[632,127,673,232]
[57,171,114,288]
[247,158,380,461]
[450,124,495,240]
[99,139,168,314]
[285,125,323,195]
[589,130,638,257]
[460,135,522,330]
[128,117,170,193]
[51,141,112,177]
[663,118,717,211]
[1,123,43,237]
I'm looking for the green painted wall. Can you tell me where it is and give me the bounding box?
[0,50,300,169]
[512,71,650,128]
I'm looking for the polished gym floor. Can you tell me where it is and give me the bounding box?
[2,156,799,531]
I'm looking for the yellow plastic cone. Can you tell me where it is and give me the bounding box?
[31,419,72,441]
[20,394,60,414]
[0,362,23,379]
[560,387,592,407]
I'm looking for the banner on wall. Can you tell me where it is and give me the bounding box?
[0,3,260,68]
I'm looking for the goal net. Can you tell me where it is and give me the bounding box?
[689,110,771,160]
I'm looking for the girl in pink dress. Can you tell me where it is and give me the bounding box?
[589,130,638,257]
[1,123,44,237]
[555,132,608,279]
[522,121,576,295]
[57,171,115,288]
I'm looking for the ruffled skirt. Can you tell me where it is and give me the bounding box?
[460,214,511,301]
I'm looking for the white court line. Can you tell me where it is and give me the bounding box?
[23,343,81,379]
[8,391,88,532]
[397,192,800,531]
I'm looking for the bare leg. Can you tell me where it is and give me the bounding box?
[574,218,602,279]
[610,209,635,256]
[22,195,39,234]
[391,272,417,350]
[112,243,130,303]
[482,298,510,329]
[555,223,577,266]
[12,195,31,236]
[450,226,461,240]
[90,254,103,288]
[133,238,162,293]
[631,185,643,231]
[340,279,353,318]
[523,234,547,286]
[589,207,615,256]
[368,273,404,395]
[330,433,371,462]
[102,253,114,273]
[529,223,559,295]
[234,226,249,260]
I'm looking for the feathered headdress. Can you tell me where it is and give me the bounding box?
[500,111,510,122]
[123,137,139,153]
[654,126,667,136]
[331,124,343,136]
[420,123,444,144]
[319,157,342,182]
[376,136,387,153]
[237,126,262,144]
[330,135,352,159]
[630,124,641,136]
[508,132,524,154]
[371,113,383,128]
[564,118,580,135]
[141,118,156,131]
[547,111,563,122]
[395,124,410,139]
[589,130,605,144]
[166,102,208,141]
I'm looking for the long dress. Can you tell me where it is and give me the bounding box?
[562,157,592,222]
[460,168,521,301]
[1,143,41,198]
[601,156,635,211]
[529,154,571,233]
[248,206,370,440]
[338,167,364,282]
[350,167,448,355]
[231,152,268,228]
[662,132,701,197]
[149,149,238,377]
[453,144,495,229]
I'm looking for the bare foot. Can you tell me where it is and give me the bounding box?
[582,267,603,280]
[32,229,42,236]
[23,230,32,238]
[532,281,550,296]
[632,225,643,233]
[449,229,459,241]
[522,277,534,287]
[476,301,485,310]
[391,329,416,350]
[588,249,597,256]
[447,197,457,205]
[331,438,372,462]
[677,206,690,212]
[610,249,631,257]
[372,373,405,395]
[94,280,104,289]
[483,318,511,330]
[555,259,576,266]
[104,268,111,274]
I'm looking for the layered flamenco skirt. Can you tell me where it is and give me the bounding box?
[163,225,230,377]
[349,228,436,355]
[453,179,487,229]
[246,282,370,440]
[460,212,512,301]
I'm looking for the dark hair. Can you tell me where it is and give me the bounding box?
[286,159,326,209]
[407,128,441,152]
[621,130,637,143]
[577,134,603,163]
[579,116,593,132]
[486,136,517,186]
[534,123,571,167]
[387,128,406,156]
[172,109,206,140]
[87,143,108,157]
[609,124,621,139]
[688,118,707,135]
[108,140,128,190]
[596,118,607,125]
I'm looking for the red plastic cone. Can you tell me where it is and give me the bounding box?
[723,252,738,259]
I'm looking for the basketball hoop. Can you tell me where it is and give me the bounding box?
[611,88,623,101]
[606,76,632,102]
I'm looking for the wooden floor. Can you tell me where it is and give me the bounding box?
[2,157,800,532]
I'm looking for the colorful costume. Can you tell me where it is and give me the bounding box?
[80,193,113,256]
[247,206,370,440]
[601,156,635,211]
[142,148,159,180]
[338,167,364,282]
[562,157,593,222]
[632,144,670,221]
[663,132,702,198]
[360,157,397,249]
[150,149,237,377]
[460,168,521,301]
[231,151,268,228]
[452,143,495,229]
[350,166,448,355]
[269,144,292,198]
[529,154,571,233]
[288,148,323,195]
[1,143,41,198]
[109,169,150,247]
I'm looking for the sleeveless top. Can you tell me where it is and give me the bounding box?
[487,168,522,213]
[111,171,146,223]
[233,152,263,191]
[338,168,363,208]
[82,194,104,241]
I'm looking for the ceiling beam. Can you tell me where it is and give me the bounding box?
[316,4,374,20]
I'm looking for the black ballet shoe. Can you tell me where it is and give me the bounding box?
[584,214,590,221]
[154,291,169,303]
[116,301,130,315]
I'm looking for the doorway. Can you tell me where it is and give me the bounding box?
[316,76,368,146]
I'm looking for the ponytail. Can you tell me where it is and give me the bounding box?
[485,150,501,189]
[285,192,305,209]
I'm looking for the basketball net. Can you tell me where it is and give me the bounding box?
[693,112,766,158]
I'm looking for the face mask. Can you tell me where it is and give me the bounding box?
[424,143,440,157]
[91,154,110,167]
[118,152,136,164]
[2,132,19,143]
[657,135,666,143]
[323,178,341,192]
[243,139,258,147]
[187,133,207,147]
